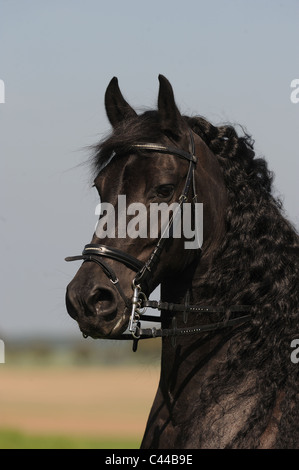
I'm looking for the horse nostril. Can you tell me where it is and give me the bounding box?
[66,283,118,321]
[88,287,117,318]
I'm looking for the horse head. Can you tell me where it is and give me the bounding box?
[65,75,227,340]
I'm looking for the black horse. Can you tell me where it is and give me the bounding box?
[66,76,299,449]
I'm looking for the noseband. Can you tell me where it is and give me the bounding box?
[66,130,251,350]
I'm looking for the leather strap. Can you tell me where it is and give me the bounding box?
[143,300,252,313]
[66,244,144,273]
[133,134,197,288]
[132,143,197,163]
[106,314,252,341]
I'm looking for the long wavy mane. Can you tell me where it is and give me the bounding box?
[184,115,299,448]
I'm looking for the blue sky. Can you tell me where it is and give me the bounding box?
[0,0,298,338]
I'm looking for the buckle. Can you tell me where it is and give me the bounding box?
[129,280,148,337]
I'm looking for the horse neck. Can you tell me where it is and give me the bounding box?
[159,258,233,379]
[150,259,262,449]
[154,228,293,448]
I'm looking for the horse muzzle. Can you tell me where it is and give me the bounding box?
[65,269,128,338]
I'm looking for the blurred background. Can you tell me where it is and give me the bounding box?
[0,0,298,448]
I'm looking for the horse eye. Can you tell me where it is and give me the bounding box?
[156,185,174,198]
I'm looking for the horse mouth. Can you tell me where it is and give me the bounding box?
[78,308,129,339]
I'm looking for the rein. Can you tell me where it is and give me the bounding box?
[65,130,252,350]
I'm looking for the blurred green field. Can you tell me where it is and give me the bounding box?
[0,340,161,449]
[0,428,139,449]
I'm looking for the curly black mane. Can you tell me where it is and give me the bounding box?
[184,115,299,448]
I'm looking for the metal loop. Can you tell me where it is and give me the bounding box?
[132,326,141,340]
[132,278,141,290]
[131,320,141,340]
[136,291,148,314]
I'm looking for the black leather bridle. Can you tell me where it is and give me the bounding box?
[66,131,251,350]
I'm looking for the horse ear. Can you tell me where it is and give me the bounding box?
[105,77,137,127]
[158,75,184,137]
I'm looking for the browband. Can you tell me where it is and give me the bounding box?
[132,143,197,163]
